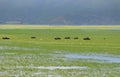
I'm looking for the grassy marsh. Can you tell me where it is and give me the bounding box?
[0,25,120,77]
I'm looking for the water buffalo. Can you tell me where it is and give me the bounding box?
[31,36,36,39]
[83,37,91,40]
[74,37,79,39]
[54,37,61,40]
[2,37,10,40]
[65,37,70,39]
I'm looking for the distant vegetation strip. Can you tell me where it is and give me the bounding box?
[0,25,120,29]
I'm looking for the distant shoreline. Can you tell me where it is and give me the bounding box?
[0,24,120,29]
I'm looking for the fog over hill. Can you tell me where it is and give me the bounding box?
[0,0,120,25]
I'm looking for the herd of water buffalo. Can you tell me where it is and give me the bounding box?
[54,37,91,40]
[1,36,91,40]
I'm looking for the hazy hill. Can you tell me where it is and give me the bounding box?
[0,0,120,25]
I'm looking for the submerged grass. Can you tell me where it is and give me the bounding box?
[0,25,120,77]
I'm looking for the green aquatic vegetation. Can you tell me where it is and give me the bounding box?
[0,26,120,77]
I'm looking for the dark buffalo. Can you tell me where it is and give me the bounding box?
[31,36,36,39]
[83,37,91,40]
[74,37,79,39]
[65,37,70,39]
[2,37,10,40]
[54,37,61,40]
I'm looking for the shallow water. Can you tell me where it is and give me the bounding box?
[66,54,120,63]
[33,66,88,70]
[0,46,39,51]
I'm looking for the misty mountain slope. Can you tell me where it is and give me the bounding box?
[0,0,120,25]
